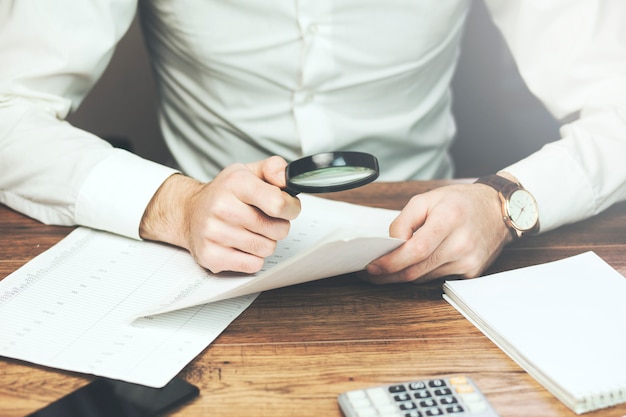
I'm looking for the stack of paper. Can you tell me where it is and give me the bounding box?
[443,251,626,414]
[0,195,402,387]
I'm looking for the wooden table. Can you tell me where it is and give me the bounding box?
[2,180,625,417]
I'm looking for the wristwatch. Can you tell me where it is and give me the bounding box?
[474,174,540,239]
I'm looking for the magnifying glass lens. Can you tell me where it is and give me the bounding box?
[289,166,376,187]
[285,151,379,194]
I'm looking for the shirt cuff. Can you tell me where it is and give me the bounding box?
[503,143,595,233]
[75,149,179,240]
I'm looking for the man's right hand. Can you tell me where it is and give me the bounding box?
[139,156,301,273]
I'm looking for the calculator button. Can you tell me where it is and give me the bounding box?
[433,388,452,396]
[445,405,465,413]
[413,390,432,399]
[418,399,437,408]
[376,404,401,415]
[347,397,372,410]
[453,384,475,394]
[438,396,458,405]
[368,387,393,404]
[398,401,417,410]
[424,408,444,416]
[404,411,423,417]
[394,393,411,402]
[428,379,446,388]
[408,381,427,390]
[459,391,488,413]
[389,385,407,393]
[459,392,481,403]
[448,376,468,385]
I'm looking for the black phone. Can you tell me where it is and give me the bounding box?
[26,376,199,417]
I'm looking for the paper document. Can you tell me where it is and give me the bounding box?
[0,195,401,387]
[443,252,626,414]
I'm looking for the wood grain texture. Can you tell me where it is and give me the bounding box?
[1,181,625,417]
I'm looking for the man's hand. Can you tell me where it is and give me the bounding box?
[362,181,513,284]
[139,156,301,273]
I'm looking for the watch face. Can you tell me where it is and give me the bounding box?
[506,189,539,231]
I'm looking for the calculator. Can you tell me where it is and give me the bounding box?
[337,376,499,417]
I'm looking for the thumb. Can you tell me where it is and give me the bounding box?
[389,196,428,239]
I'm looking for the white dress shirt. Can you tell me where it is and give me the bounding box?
[1,0,625,240]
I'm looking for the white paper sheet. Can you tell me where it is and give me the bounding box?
[0,195,401,387]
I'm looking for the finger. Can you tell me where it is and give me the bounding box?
[367,213,449,277]
[388,195,429,239]
[207,195,292,241]
[364,248,446,284]
[202,215,281,255]
[191,239,267,274]
[235,163,301,221]
[369,193,439,274]
[247,208,292,241]
[359,262,457,285]
[365,229,500,285]
[189,203,287,273]
[246,156,289,188]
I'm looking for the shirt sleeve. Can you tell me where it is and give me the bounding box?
[0,0,178,239]
[483,0,626,232]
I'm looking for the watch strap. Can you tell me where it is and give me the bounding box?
[474,174,520,199]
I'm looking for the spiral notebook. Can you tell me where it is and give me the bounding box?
[443,251,626,414]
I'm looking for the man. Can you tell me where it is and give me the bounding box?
[1,1,625,283]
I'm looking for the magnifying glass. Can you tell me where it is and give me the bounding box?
[285,151,379,195]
